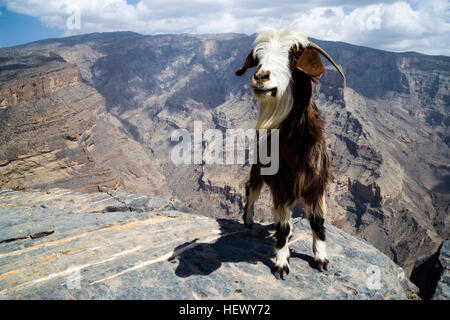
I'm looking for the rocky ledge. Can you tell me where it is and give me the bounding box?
[0,188,417,299]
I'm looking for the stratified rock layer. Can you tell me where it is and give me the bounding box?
[0,49,168,196]
[0,188,416,299]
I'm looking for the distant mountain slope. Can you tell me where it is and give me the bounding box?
[0,48,168,195]
[0,32,448,273]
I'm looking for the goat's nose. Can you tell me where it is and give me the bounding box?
[253,69,271,82]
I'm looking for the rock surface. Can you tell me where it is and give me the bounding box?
[411,240,450,300]
[0,188,416,299]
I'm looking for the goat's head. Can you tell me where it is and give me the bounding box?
[236,28,345,102]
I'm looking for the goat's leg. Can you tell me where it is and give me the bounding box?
[243,165,263,227]
[306,194,329,271]
[273,206,293,280]
[243,183,262,227]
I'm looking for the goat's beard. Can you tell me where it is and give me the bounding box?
[255,84,294,130]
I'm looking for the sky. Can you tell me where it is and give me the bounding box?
[0,0,449,55]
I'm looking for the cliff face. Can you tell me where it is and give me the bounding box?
[0,188,417,300]
[0,48,168,196]
[1,32,449,275]
[411,240,450,300]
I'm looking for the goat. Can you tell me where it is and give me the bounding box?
[235,28,345,280]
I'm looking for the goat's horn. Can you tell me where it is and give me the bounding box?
[307,42,345,80]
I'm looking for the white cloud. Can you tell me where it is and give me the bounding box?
[290,1,450,55]
[2,0,449,55]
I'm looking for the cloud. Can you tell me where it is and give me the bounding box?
[1,0,449,55]
[290,1,450,55]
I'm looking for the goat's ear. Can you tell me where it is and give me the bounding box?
[296,48,325,77]
[235,50,258,76]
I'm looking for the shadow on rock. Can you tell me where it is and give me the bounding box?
[289,251,317,270]
[168,219,274,277]
[169,218,315,278]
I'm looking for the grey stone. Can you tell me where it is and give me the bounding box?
[0,188,417,300]
[411,240,449,300]
[433,240,450,300]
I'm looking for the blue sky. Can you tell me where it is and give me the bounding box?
[0,8,62,47]
[0,0,448,55]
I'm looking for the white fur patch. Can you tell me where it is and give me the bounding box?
[255,85,294,129]
[275,243,290,267]
[313,237,328,262]
[251,28,310,129]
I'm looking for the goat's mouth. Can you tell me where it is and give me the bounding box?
[252,86,277,97]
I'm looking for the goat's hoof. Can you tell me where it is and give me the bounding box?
[243,216,254,228]
[314,258,329,272]
[274,264,290,280]
[244,221,254,228]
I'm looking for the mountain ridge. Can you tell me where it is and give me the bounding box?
[9,30,450,58]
